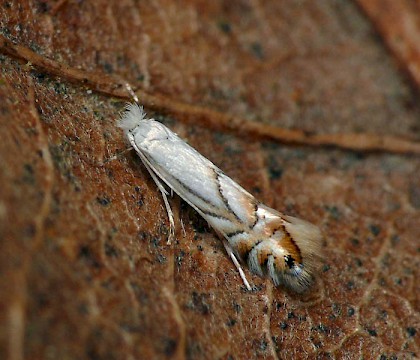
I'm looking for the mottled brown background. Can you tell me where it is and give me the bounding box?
[0,1,419,359]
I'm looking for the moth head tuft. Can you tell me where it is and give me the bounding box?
[118,103,148,133]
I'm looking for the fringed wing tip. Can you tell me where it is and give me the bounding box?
[279,215,323,293]
[118,103,147,132]
[282,215,323,258]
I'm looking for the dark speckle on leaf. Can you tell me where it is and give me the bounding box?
[226,317,237,327]
[346,281,355,290]
[324,205,341,220]
[287,312,295,319]
[233,302,242,314]
[79,245,91,259]
[406,327,416,337]
[368,329,377,337]
[317,324,329,333]
[105,242,118,258]
[176,250,185,267]
[96,196,111,206]
[151,237,161,248]
[36,1,50,13]
[53,82,68,95]
[380,310,388,320]
[390,234,400,246]
[187,292,211,315]
[331,303,342,316]
[190,211,211,233]
[369,224,381,236]
[256,338,268,352]
[31,70,47,82]
[22,163,36,184]
[78,246,101,268]
[313,341,323,349]
[408,184,420,209]
[267,154,283,180]
[103,62,114,74]
[156,254,167,264]
[162,338,178,356]
[268,165,283,180]
[275,302,284,311]
[250,42,264,60]
[218,20,232,34]
[354,258,363,267]
[24,224,36,238]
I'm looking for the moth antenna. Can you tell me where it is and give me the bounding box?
[124,83,139,104]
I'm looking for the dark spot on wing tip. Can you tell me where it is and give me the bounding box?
[285,255,295,269]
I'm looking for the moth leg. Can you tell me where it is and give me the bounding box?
[141,161,175,244]
[100,146,133,166]
[171,196,186,238]
[180,218,186,237]
[222,239,252,291]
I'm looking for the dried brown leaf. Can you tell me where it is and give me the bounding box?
[0,1,419,359]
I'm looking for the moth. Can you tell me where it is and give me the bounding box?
[119,104,322,292]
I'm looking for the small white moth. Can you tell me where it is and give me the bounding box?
[119,104,322,292]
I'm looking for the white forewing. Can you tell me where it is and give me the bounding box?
[126,118,247,229]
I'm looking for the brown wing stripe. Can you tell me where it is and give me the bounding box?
[239,240,262,263]
[278,224,303,264]
[214,170,242,223]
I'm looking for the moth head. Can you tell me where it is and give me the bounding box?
[118,103,148,134]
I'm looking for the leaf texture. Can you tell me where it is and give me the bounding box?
[0,1,419,359]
